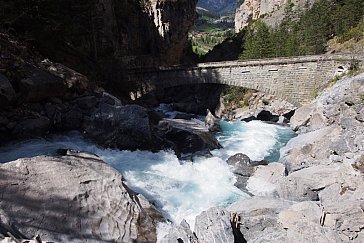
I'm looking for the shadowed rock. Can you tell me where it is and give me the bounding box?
[82,104,152,150]
[154,118,222,157]
[0,152,163,242]
[0,74,15,108]
[226,153,268,191]
[256,110,279,122]
[205,109,222,132]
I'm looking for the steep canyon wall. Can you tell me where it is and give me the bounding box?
[235,0,317,32]
[0,0,197,92]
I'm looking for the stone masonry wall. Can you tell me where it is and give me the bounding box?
[128,54,361,106]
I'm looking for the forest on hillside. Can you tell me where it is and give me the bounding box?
[240,0,364,59]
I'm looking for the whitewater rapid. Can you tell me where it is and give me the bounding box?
[0,119,295,236]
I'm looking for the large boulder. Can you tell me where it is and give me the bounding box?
[194,207,235,243]
[0,74,15,108]
[228,197,294,242]
[160,220,197,243]
[82,104,152,150]
[276,164,344,202]
[246,162,286,197]
[228,197,340,243]
[205,109,221,132]
[11,116,51,139]
[0,152,163,242]
[256,110,279,123]
[155,118,222,156]
[226,153,254,190]
[277,201,341,243]
[226,153,268,191]
[19,64,68,102]
[279,126,341,173]
[159,84,224,116]
[41,60,89,93]
[317,200,364,242]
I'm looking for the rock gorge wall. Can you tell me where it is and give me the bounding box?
[235,0,317,32]
[144,0,198,65]
[1,0,197,92]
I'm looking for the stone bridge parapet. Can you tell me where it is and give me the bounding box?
[127,54,362,106]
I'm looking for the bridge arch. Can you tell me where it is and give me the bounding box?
[127,54,361,106]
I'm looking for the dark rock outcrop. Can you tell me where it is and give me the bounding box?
[227,153,254,175]
[0,152,163,242]
[241,115,257,122]
[83,104,152,150]
[19,64,68,102]
[205,109,221,132]
[226,153,268,191]
[154,118,222,157]
[256,110,279,122]
[12,116,51,139]
[0,74,15,108]
[157,84,225,115]
[1,0,197,93]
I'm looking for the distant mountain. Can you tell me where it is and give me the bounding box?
[197,0,237,14]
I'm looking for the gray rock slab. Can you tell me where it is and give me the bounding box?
[0,152,163,242]
[194,207,235,243]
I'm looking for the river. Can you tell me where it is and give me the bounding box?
[0,115,295,238]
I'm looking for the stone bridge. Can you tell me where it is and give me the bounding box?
[127,54,362,106]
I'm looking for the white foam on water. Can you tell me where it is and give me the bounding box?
[0,120,295,240]
[104,150,246,230]
[0,133,246,230]
[212,120,282,161]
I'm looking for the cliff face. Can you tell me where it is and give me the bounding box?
[234,0,317,32]
[1,0,197,90]
[143,0,197,65]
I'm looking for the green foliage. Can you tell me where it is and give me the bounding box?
[191,29,234,54]
[338,19,364,43]
[331,0,364,37]
[221,87,253,108]
[239,0,364,59]
[191,6,235,55]
[240,20,275,59]
[192,45,207,57]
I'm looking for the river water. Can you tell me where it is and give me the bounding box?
[0,117,295,236]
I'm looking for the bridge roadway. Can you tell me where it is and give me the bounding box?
[127,54,362,106]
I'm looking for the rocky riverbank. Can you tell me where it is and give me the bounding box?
[2,66,362,242]
[0,151,163,242]
[0,32,224,242]
[162,71,364,242]
[0,33,221,156]
[219,90,296,123]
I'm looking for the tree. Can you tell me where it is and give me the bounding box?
[241,20,274,59]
